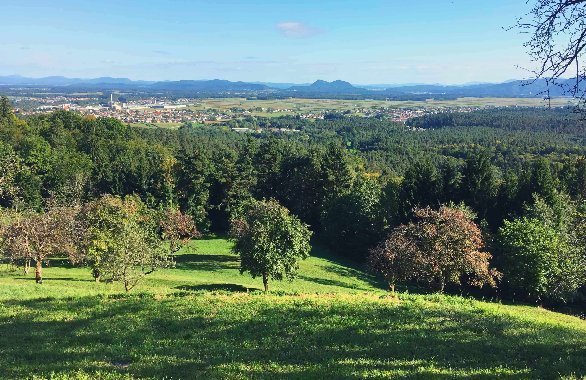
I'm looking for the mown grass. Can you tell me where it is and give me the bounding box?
[0,237,585,379]
[0,238,383,299]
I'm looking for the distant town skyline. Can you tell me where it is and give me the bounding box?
[2,0,536,84]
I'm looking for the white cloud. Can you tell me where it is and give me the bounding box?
[276,21,321,38]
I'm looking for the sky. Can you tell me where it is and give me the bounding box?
[1,0,537,84]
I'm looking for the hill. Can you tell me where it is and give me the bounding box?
[384,79,551,97]
[287,80,368,94]
[0,237,584,379]
[149,79,269,92]
[0,75,155,86]
[0,76,268,92]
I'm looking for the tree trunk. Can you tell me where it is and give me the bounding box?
[24,259,30,275]
[262,272,268,292]
[92,267,101,283]
[35,260,42,284]
[388,275,396,295]
[123,266,130,292]
[439,277,445,293]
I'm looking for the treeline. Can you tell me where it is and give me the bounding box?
[215,111,586,173]
[408,107,586,133]
[0,97,585,303]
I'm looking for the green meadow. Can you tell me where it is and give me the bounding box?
[1,237,585,379]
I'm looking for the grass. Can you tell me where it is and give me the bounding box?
[0,238,383,299]
[0,237,585,379]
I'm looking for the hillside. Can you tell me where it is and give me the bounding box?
[0,237,585,379]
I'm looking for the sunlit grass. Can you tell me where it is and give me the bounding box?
[1,237,585,379]
[0,237,383,299]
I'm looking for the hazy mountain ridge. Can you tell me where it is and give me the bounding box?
[0,75,580,98]
[149,79,269,91]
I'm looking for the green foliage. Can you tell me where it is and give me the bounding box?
[322,175,386,260]
[518,192,586,301]
[0,96,15,122]
[81,195,172,291]
[175,150,213,230]
[231,199,312,291]
[399,159,441,219]
[0,142,22,207]
[498,217,577,302]
[460,150,500,219]
[2,103,586,301]
[275,149,323,228]
[522,157,559,205]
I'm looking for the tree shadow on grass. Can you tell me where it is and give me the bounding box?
[309,244,386,289]
[297,275,372,291]
[174,254,239,272]
[322,264,384,287]
[13,277,94,282]
[175,284,257,292]
[0,294,584,379]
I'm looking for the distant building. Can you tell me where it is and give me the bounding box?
[150,104,187,109]
[231,127,251,133]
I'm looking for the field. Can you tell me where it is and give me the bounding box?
[128,122,184,129]
[1,238,585,379]
[185,97,576,117]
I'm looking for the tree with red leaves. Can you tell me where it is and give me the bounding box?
[368,206,500,293]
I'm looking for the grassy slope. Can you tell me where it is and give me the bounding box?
[0,238,585,379]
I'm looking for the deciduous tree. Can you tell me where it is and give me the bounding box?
[498,217,567,301]
[0,142,22,206]
[2,206,82,283]
[231,199,312,291]
[80,195,172,291]
[368,206,500,293]
[498,192,586,302]
[516,0,586,107]
[159,208,200,255]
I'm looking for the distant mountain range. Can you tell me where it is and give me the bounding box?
[0,75,580,98]
[0,75,155,86]
[149,79,268,92]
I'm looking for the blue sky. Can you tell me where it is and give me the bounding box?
[1,0,535,84]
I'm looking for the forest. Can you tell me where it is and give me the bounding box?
[1,96,586,306]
